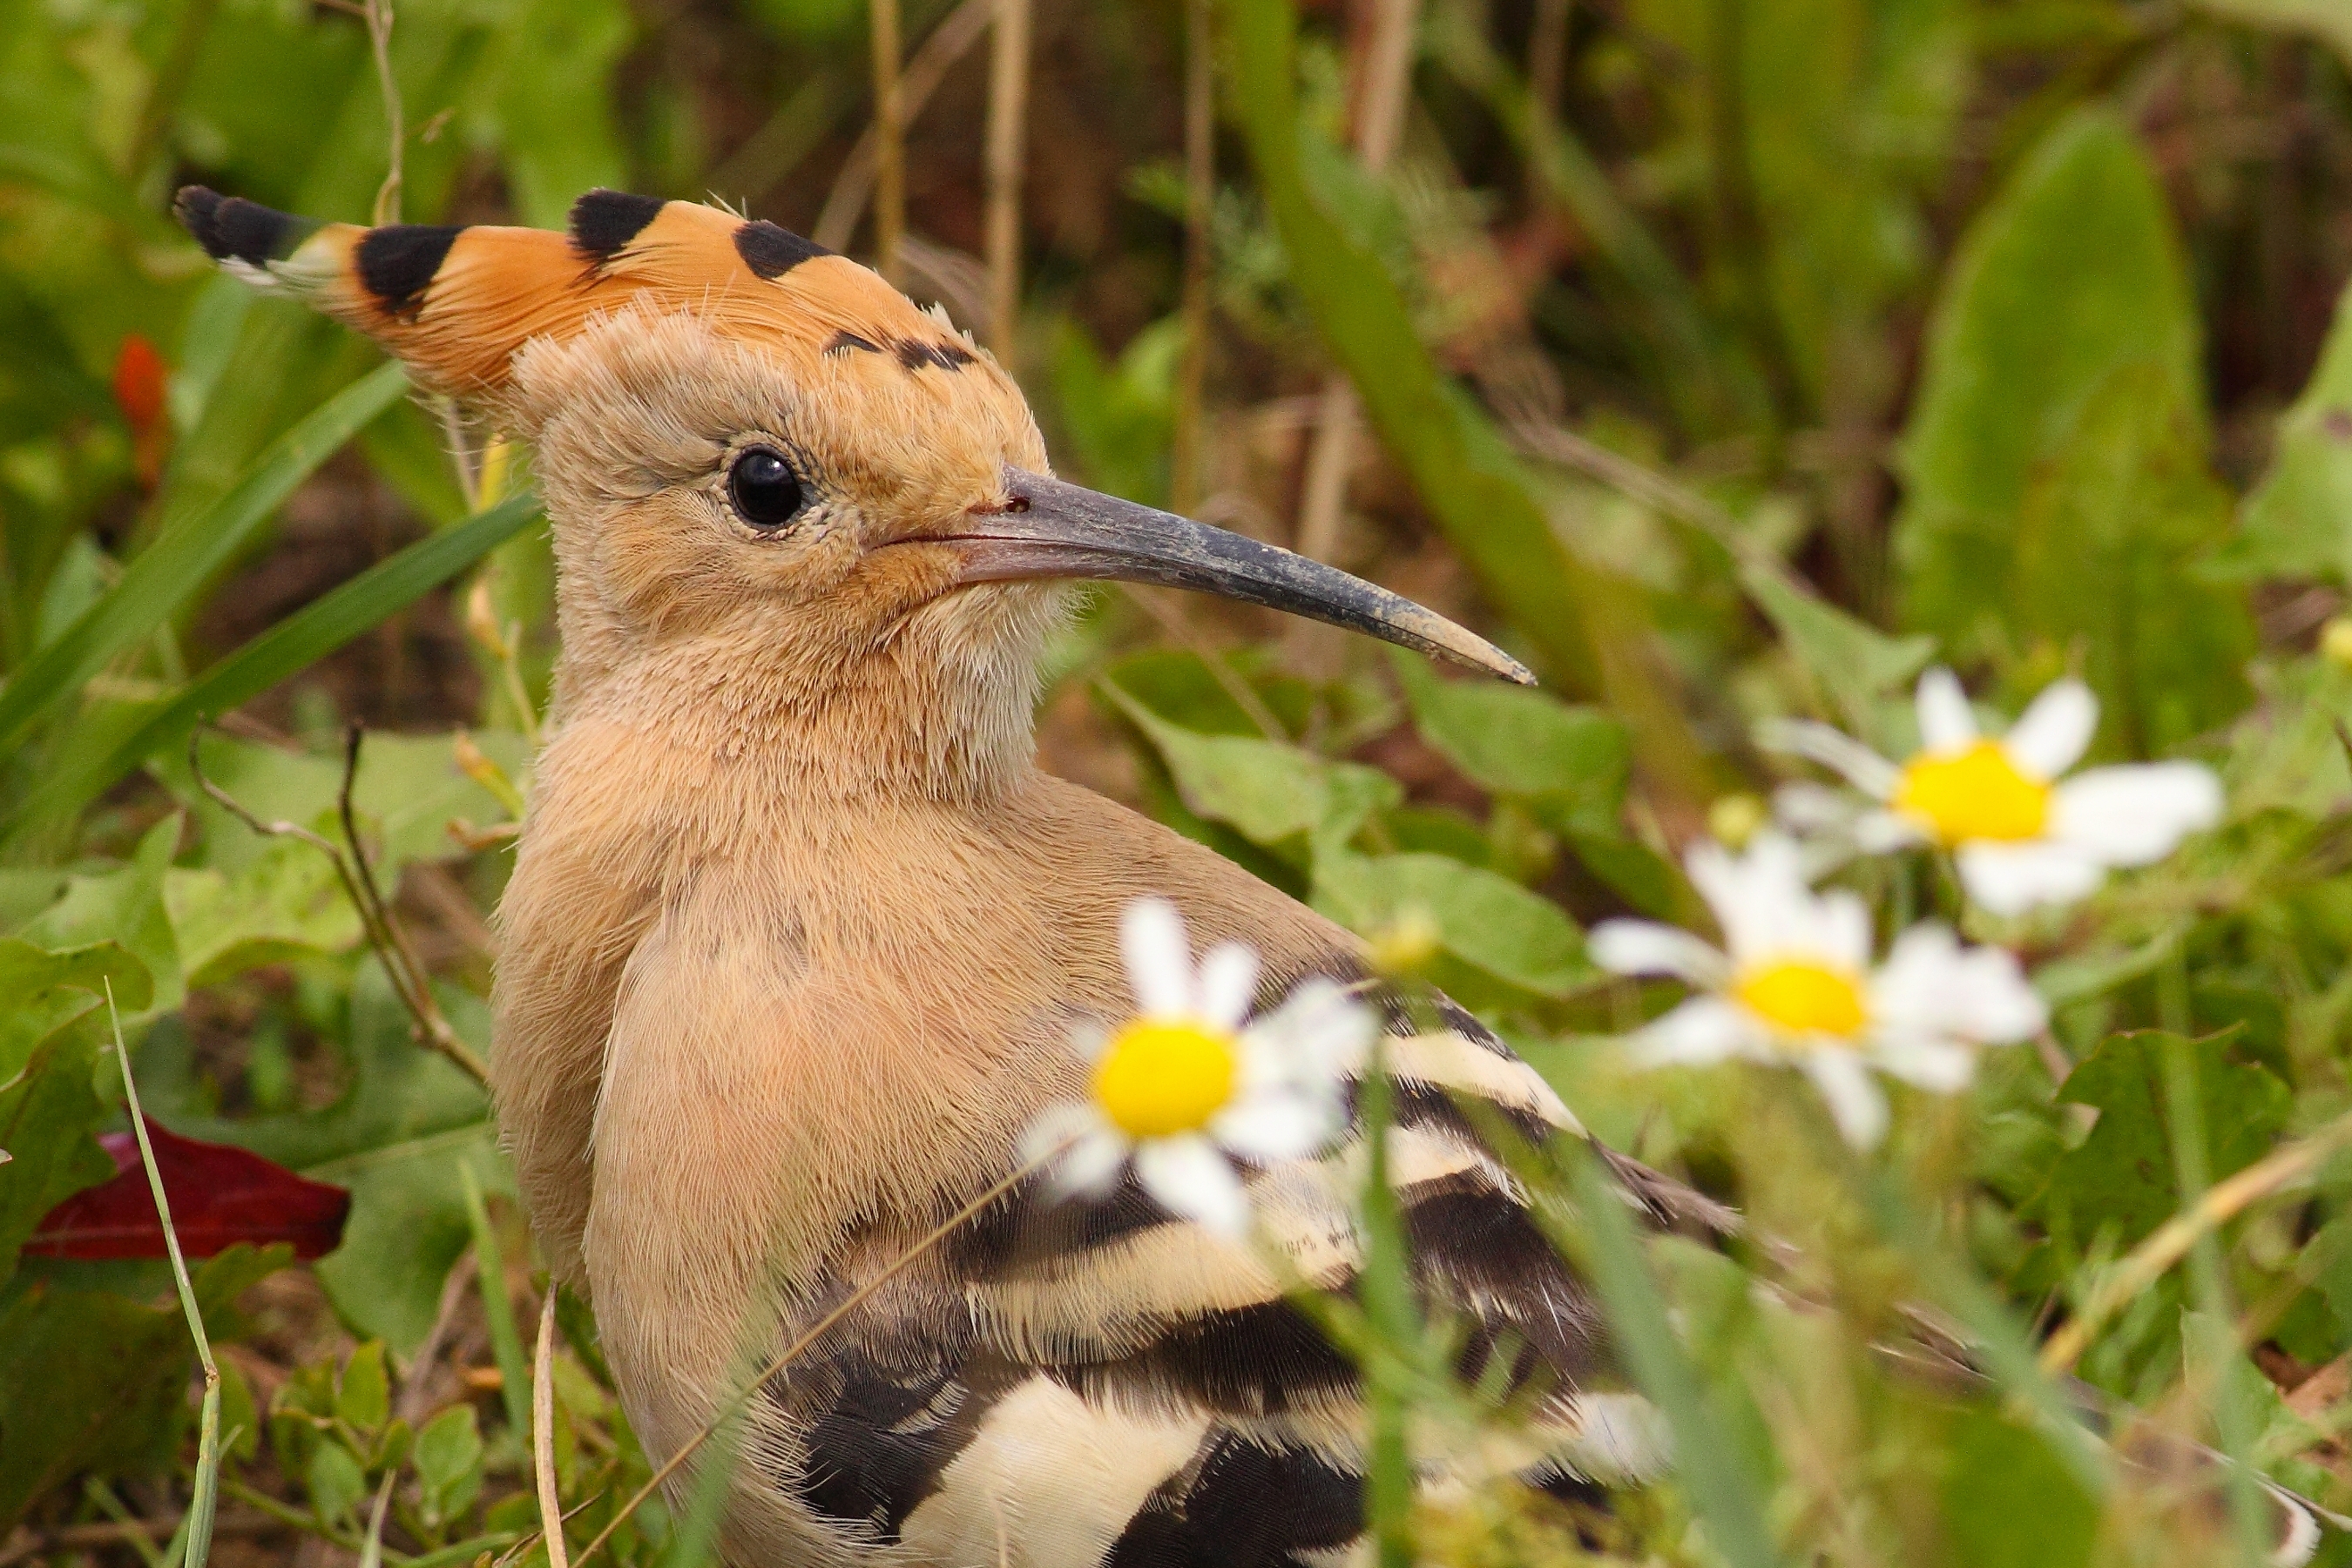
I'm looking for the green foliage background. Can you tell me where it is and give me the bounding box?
[8,0,2352,1562]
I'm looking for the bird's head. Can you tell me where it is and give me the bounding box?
[175,186,1526,793]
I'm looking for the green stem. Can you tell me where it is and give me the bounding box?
[460,1162,536,1442]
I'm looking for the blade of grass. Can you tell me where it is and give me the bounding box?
[6,487,540,847]
[2158,1031,2272,1565]
[1554,1139,1782,1568]
[1215,0,1718,809]
[104,980,223,1568]
[462,1160,536,1443]
[0,362,410,758]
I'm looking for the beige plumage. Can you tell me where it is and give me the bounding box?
[176,182,1737,1565]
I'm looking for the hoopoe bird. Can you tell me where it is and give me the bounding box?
[172,186,2326,1566]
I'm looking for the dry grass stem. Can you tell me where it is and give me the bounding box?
[534,1293,571,1568]
[814,0,992,253]
[983,0,1032,357]
[867,0,905,284]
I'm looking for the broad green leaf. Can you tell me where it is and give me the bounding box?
[335,1340,390,1434]
[2223,277,2352,581]
[0,1245,288,1534]
[1116,690,1401,860]
[15,816,185,1017]
[6,488,542,847]
[1896,109,2203,650]
[412,1404,485,1529]
[164,838,364,990]
[1218,0,1714,801]
[0,362,409,758]
[1741,564,1936,736]
[0,938,152,1080]
[476,0,633,229]
[2027,1031,2289,1254]
[1390,650,1630,821]
[307,1440,369,1526]
[1312,850,1589,996]
[1941,1407,2099,1568]
[2009,363,2253,755]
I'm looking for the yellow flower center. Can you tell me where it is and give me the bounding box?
[1733,959,1869,1040]
[1892,740,2051,845]
[1091,1019,1239,1139]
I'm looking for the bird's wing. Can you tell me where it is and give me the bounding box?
[736,992,1727,1567]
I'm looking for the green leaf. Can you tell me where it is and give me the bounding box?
[1312,850,1589,997]
[2223,277,2352,581]
[6,488,542,847]
[2027,1031,2289,1254]
[165,837,364,989]
[1390,649,1629,821]
[0,938,152,1081]
[335,1341,389,1434]
[0,362,410,760]
[476,0,633,228]
[0,1246,287,1533]
[1114,689,1401,860]
[1941,1407,2099,1568]
[1896,108,2203,650]
[412,1404,485,1530]
[307,1440,368,1526]
[15,816,185,1017]
[1741,564,1936,736]
[2009,363,2254,755]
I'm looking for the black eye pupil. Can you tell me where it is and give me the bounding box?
[728,447,803,530]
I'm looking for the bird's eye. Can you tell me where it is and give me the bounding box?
[727,446,805,531]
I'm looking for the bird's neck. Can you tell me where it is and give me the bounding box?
[549,607,1056,808]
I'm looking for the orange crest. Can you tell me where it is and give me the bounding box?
[173,186,983,403]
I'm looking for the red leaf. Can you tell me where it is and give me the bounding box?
[24,1118,349,1261]
[111,335,167,432]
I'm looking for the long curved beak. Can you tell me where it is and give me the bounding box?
[941,468,1533,685]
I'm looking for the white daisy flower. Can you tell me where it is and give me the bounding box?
[1020,898,1375,1237]
[1591,833,2046,1148]
[1767,667,2222,916]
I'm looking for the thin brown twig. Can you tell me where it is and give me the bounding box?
[188,729,488,1086]
[567,1146,1066,1568]
[983,0,1032,357]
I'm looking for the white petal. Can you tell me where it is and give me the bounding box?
[1869,1035,1978,1092]
[1955,841,2105,916]
[1689,833,1816,963]
[1870,923,2046,1043]
[1755,720,1903,799]
[1589,921,1729,985]
[1801,1051,1889,1149]
[2049,763,2223,868]
[1630,997,1759,1066]
[1029,1109,1125,1198]
[1122,898,1195,1017]
[2003,679,2097,780]
[1213,1091,1334,1161]
[1914,667,1977,752]
[1247,980,1374,1083]
[1196,941,1260,1031]
[1813,889,1875,972]
[1135,1136,1252,1238]
[1854,809,1927,854]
